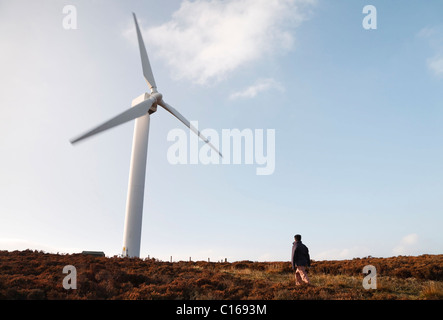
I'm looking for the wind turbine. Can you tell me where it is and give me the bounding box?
[71,13,222,258]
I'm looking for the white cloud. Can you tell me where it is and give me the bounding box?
[0,238,82,254]
[229,78,284,100]
[393,233,419,255]
[428,56,443,76]
[258,252,274,261]
[314,246,371,261]
[417,26,443,77]
[141,0,314,85]
[417,26,438,39]
[402,233,419,245]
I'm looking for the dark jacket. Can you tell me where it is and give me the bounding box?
[291,241,310,269]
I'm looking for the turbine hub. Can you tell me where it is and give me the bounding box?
[151,92,163,103]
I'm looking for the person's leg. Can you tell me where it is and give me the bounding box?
[294,269,303,285]
[295,267,303,286]
[297,266,310,284]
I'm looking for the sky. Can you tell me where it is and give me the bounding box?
[0,0,442,261]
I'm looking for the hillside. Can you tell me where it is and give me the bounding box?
[0,250,442,300]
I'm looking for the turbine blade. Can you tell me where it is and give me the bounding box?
[70,98,155,144]
[133,12,157,91]
[158,100,223,158]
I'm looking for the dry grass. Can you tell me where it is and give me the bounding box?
[0,250,441,300]
[421,281,443,299]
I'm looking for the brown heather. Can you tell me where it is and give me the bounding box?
[0,250,441,300]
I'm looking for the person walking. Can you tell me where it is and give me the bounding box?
[291,234,311,285]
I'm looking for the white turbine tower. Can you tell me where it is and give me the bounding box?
[71,13,222,258]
